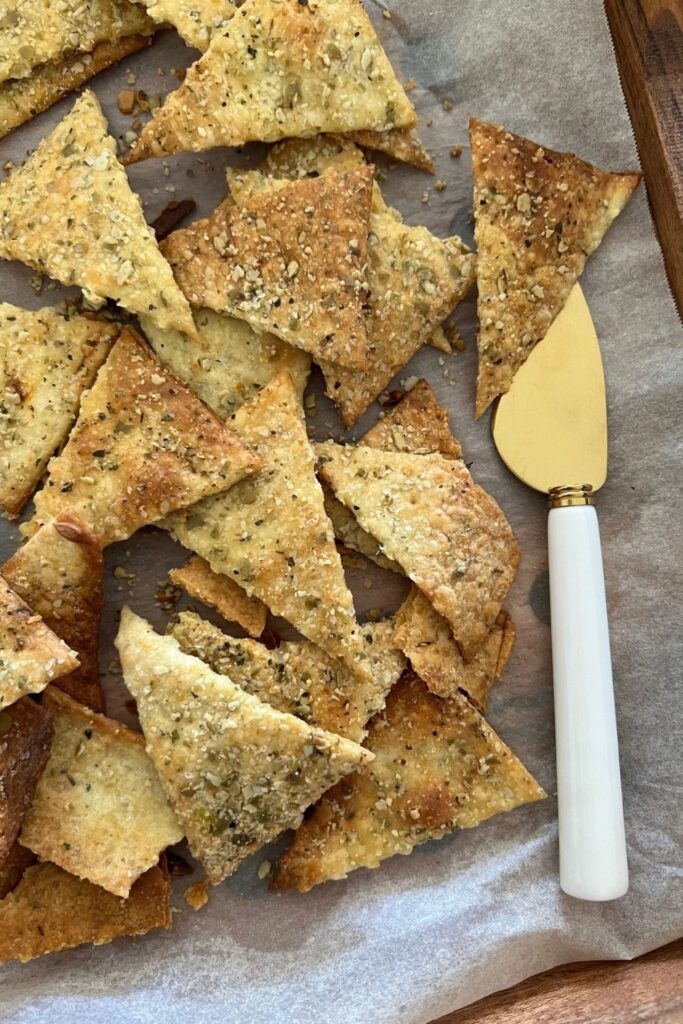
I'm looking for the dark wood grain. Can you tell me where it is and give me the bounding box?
[604,0,683,320]
[430,938,683,1024]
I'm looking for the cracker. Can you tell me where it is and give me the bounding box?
[394,589,515,711]
[170,610,405,742]
[142,308,310,421]
[319,203,474,425]
[169,556,267,638]
[316,442,520,661]
[0,34,155,141]
[125,0,416,162]
[0,843,36,900]
[324,380,462,571]
[0,0,154,84]
[0,698,52,866]
[273,671,545,891]
[362,379,463,459]
[0,577,79,710]
[20,688,182,897]
[470,119,641,417]
[0,91,198,340]
[0,859,171,964]
[427,325,452,353]
[0,303,118,518]
[23,328,258,546]
[3,511,105,711]
[116,608,372,884]
[323,483,401,574]
[228,142,474,425]
[132,0,235,50]
[347,127,434,173]
[165,373,368,680]
[161,168,373,370]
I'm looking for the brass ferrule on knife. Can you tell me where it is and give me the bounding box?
[547,484,595,509]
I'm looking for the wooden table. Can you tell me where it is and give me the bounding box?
[432,939,683,1023]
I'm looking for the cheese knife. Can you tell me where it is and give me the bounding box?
[491,282,628,901]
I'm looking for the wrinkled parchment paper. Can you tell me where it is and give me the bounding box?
[1,3,682,1022]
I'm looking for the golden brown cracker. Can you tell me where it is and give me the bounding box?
[470,119,641,416]
[273,671,545,891]
[20,688,182,897]
[169,557,267,638]
[161,168,373,371]
[0,304,118,518]
[24,328,258,546]
[0,858,171,964]
[116,608,372,884]
[0,577,79,710]
[393,589,515,711]
[125,0,416,162]
[316,442,519,661]
[165,373,367,681]
[0,91,198,339]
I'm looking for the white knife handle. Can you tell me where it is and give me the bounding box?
[547,500,628,901]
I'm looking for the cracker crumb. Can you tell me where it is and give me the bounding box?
[442,98,454,111]
[257,859,272,880]
[450,145,463,158]
[185,878,210,911]
[405,79,416,92]
[435,180,446,192]
[117,90,136,115]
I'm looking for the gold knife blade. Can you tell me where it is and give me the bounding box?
[491,283,607,496]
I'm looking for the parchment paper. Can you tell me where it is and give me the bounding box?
[1,3,682,1022]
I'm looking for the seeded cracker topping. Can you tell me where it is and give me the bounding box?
[116,609,372,884]
[23,328,259,546]
[0,303,117,518]
[161,168,374,371]
[273,671,545,892]
[125,0,417,162]
[132,0,236,51]
[0,91,199,340]
[165,373,370,681]
[0,577,79,709]
[470,118,641,416]
[171,610,406,742]
[20,687,182,897]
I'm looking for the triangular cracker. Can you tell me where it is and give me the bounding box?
[0,91,198,339]
[165,373,368,679]
[23,328,258,546]
[273,671,545,891]
[132,0,235,50]
[228,137,473,425]
[470,118,641,417]
[319,202,474,425]
[142,308,310,421]
[0,303,118,518]
[362,379,463,459]
[3,511,105,711]
[169,556,267,638]
[0,698,52,867]
[324,380,462,571]
[0,577,78,710]
[20,687,182,897]
[161,168,373,370]
[116,608,372,884]
[394,589,515,711]
[0,0,154,84]
[347,127,434,173]
[0,859,171,964]
[170,610,405,742]
[125,0,416,162]
[316,442,520,661]
[0,33,156,141]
